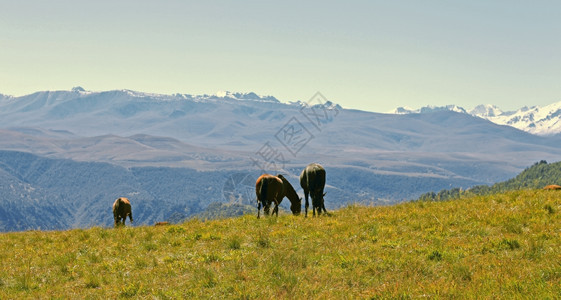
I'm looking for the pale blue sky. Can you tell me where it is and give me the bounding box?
[1,1,560,112]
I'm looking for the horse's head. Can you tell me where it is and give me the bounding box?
[290,197,302,216]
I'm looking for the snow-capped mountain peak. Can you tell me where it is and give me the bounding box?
[488,101,561,135]
[212,91,280,103]
[392,101,561,136]
[469,104,504,118]
[391,106,417,114]
[391,105,466,115]
[71,86,86,93]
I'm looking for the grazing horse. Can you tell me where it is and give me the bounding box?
[113,197,133,227]
[544,184,561,190]
[255,174,301,218]
[300,163,327,217]
[277,174,302,216]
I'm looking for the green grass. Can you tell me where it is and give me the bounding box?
[1,189,561,298]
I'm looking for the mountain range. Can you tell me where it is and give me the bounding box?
[392,101,561,136]
[1,87,561,231]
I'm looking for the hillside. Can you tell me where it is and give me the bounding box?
[419,160,561,201]
[0,150,477,231]
[1,190,560,298]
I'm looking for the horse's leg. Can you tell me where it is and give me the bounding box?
[304,189,309,218]
[314,201,318,216]
[257,202,261,219]
[312,191,324,216]
[114,212,119,227]
[320,192,328,215]
[273,200,279,217]
[272,192,281,217]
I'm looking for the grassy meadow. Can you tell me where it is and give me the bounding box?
[1,189,561,298]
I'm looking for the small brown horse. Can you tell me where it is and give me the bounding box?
[544,184,561,190]
[255,174,301,218]
[300,163,327,217]
[113,197,133,227]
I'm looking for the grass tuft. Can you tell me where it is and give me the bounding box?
[545,204,555,214]
[227,236,242,250]
[499,238,521,250]
[120,282,139,298]
[428,250,443,261]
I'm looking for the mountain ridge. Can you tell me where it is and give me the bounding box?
[1,88,560,182]
[5,87,561,136]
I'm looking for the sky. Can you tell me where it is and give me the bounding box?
[1,0,560,113]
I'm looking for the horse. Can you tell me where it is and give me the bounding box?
[300,163,327,217]
[544,184,561,190]
[255,174,301,218]
[113,197,133,227]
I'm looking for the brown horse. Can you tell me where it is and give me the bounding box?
[255,174,301,218]
[544,184,561,190]
[300,163,327,217]
[113,197,133,227]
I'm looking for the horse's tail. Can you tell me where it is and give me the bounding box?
[259,179,268,205]
[128,207,133,223]
[113,198,120,213]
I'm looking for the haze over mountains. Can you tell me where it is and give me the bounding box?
[1,87,561,231]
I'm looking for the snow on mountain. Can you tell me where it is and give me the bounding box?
[1,87,560,172]
[478,102,561,136]
[214,91,280,102]
[0,88,280,107]
[392,105,467,115]
[469,104,505,118]
[393,101,561,136]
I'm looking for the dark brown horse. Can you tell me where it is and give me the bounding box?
[113,197,133,227]
[300,163,327,217]
[255,174,301,218]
